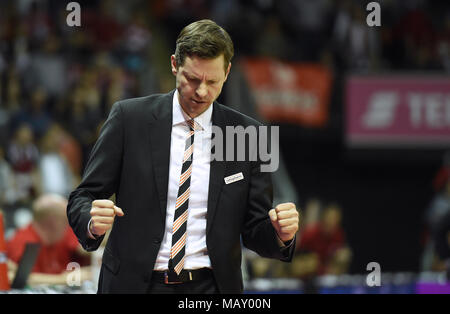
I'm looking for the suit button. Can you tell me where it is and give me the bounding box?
[153,237,161,244]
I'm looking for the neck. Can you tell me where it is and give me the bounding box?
[32,221,50,245]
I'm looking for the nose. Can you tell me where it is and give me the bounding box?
[196,82,207,99]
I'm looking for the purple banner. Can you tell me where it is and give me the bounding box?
[346,75,450,148]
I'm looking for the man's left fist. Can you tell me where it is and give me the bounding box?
[269,202,299,242]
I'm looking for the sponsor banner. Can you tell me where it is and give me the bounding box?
[346,75,450,148]
[241,58,332,127]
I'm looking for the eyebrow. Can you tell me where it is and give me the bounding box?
[183,71,200,80]
[183,70,219,83]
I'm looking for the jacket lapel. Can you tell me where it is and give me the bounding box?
[148,91,174,224]
[206,102,227,237]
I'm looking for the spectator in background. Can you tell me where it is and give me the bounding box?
[386,1,441,71]
[7,123,39,204]
[6,193,91,286]
[255,14,289,60]
[421,158,450,272]
[105,66,127,112]
[289,199,323,282]
[0,145,17,207]
[36,124,76,198]
[436,13,450,72]
[245,199,351,283]
[0,98,12,149]
[12,88,52,139]
[3,67,22,125]
[434,210,450,280]
[67,86,101,169]
[302,198,322,227]
[50,123,83,177]
[121,10,152,73]
[0,67,17,147]
[27,33,67,98]
[296,203,351,276]
[278,0,332,62]
[25,0,52,46]
[332,1,379,71]
[76,70,103,128]
[86,0,125,51]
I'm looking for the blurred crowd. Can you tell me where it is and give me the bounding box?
[0,0,449,288]
[243,198,352,291]
[422,154,450,276]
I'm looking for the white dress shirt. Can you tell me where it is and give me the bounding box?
[153,90,213,270]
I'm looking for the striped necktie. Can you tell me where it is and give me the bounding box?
[169,119,197,275]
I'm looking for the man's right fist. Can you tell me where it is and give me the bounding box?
[89,199,124,236]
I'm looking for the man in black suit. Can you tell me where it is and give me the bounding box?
[67,19,299,294]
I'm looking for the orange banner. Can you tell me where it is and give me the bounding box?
[241,58,332,127]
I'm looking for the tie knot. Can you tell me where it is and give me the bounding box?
[186,119,200,131]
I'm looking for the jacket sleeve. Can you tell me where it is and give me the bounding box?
[241,147,295,262]
[67,101,124,251]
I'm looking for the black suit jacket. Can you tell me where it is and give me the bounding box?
[67,90,294,293]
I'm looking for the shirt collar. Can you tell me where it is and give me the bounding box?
[172,89,212,131]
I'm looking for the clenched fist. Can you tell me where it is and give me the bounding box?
[89,199,124,237]
[269,202,299,243]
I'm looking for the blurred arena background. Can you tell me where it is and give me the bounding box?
[0,0,449,293]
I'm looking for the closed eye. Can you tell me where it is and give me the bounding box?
[186,76,199,82]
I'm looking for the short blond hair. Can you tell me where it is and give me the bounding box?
[32,194,68,222]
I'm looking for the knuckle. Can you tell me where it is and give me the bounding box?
[102,217,112,225]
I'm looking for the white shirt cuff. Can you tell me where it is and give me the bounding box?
[87,218,98,240]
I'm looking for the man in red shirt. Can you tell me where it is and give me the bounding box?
[6,194,90,285]
[297,203,352,276]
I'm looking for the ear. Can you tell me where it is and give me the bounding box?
[170,55,177,76]
[224,62,232,82]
